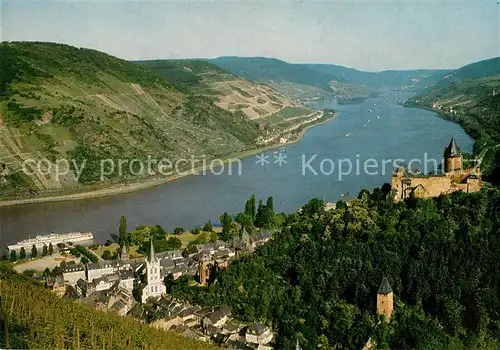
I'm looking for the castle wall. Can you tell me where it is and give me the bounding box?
[392,167,482,202]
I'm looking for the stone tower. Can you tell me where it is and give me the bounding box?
[444,137,462,173]
[141,239,166,303]
[377,277,393,323]
[199,260,208,286]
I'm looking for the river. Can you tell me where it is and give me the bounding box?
[0,92,473,251]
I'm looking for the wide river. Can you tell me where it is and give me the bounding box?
[0,92,473,251]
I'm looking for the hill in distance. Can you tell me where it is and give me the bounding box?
[0,42,316,197]
[405,56,500,183]
[211,57,450,101]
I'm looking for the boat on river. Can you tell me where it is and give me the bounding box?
[7,232,94,252]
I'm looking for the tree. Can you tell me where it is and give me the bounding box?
[266,196,274,213]
[48,243,54,255]
[43,268,51,278]
[80,256,89,265]
[220,212,233,241]
[128,225,154,245]
[102,250,112,260]
[10,250,17,262]
[42,245,48,257]
[19,247,26,260]
[235,212,254,234]
[245,195,257,219]
[203,221,213,232]
[192,226,201,235]
[255,200,276,228]
[165,237,182,250]
[119,215,128,247]
[174,227,185,235]
[31,245,38,258]
[210,231,218,242]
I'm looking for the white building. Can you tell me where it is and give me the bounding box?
[62,265,86,285]
[86,261,132,282]
[142,240,166,303]
[246,322,273,345]
[119,270,135,291]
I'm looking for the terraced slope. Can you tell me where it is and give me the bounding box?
[138,59,304,120]
[0,42,264,196]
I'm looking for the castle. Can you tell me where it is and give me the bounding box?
[141,239,166,303]
[391,137,482,201]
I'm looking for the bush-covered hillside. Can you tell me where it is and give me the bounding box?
[170,188,500,349]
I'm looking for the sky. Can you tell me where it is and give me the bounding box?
[1,0,499,71]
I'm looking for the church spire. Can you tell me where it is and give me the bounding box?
[444,137,460,157]
[148,238,156,262]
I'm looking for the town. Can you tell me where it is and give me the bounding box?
[24,229,276,349]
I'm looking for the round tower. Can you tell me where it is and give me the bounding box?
[444,137,462,173]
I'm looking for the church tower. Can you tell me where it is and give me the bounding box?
[141,239,166,303]
[377,277,393,323]
[444,137,462,173]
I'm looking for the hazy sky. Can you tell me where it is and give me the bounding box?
[1,0,499,71]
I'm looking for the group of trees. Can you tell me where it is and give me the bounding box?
[219,194,280,242]
[169,187,500,349]
[9,243,54,262]
[115,217,183,256]
[74,246,98,264]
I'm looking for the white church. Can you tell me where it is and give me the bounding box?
[141,239,166,303]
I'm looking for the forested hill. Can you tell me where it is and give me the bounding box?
[0,264,218,349]
[170,188,500,349]
[405,56,500,184]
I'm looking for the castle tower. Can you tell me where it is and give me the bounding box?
[377,277,393,323]
[444,137,462,173]
[141,239,166,303]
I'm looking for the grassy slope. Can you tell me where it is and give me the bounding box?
[0,42,262,196]
[405,57,500,183]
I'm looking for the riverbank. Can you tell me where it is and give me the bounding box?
[0,114,335,207]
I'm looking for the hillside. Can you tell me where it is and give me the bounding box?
[169,188,500,349]
[306,64,450,91]
[0,43,322,198]
[437,57,500,86]
[137,59,308,121]
[211,56,376,101]
[0,263,218,349]
[405,57,500,183]
[211,57,448,101]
